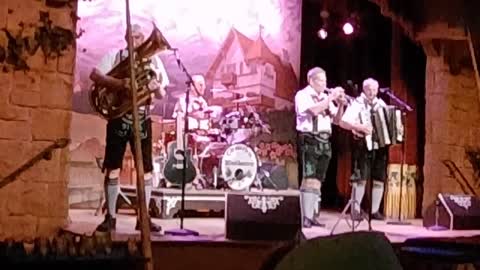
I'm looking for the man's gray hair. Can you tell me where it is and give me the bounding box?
[307,67,326,81]
[363,78,379,90]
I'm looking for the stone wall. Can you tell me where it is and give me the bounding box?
[0,0,76,239]
[422,45,480,212]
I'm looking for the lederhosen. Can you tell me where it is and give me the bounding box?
[297,109,334,194]
[102,49,153,173]
[350,100,388,182]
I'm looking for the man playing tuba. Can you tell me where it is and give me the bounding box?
[89,23,169,233]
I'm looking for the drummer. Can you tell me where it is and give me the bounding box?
[172,74,222,135]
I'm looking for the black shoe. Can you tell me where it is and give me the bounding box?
[371,212,385,220]
[303,217,325,228]
[135,219,162,233]
[96,214,116,232]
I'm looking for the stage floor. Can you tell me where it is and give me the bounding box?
[66,209,480,244]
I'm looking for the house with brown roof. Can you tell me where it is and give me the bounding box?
[205,27,298,111]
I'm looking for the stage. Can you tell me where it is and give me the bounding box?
[64,209,480,270]
[67,209,480,244]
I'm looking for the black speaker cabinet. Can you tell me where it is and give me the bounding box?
[423,193,480,230]
[225,190,301,241]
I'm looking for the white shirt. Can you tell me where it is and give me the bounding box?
[172,94,210,130]
[341,93,388,150]
[295,85,338,134]
[341,93,388,126]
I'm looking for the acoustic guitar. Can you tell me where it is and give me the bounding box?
[163,113,197,186]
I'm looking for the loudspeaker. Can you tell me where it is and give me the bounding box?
[225,191,301,241]
[423,193,480,230]
[257,162,289,190]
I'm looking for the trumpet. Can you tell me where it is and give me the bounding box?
[325,87,355,103]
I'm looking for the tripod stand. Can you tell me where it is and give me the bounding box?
[330,180,365,234]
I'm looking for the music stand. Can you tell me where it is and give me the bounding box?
[164,49,199,237]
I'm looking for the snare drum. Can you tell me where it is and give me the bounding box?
[221,143,258,190]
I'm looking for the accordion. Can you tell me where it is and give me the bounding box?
[359,105,404,150]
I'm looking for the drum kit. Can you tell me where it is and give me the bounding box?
[154,92,272,191]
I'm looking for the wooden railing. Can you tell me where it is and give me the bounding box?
[0,138,70,190]
[442,159,478,197]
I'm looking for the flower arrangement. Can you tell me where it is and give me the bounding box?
[256,141,296,163]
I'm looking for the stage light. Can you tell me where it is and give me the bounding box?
[317,28,328,39]
[343,22,354,35]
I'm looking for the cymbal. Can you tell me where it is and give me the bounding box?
[151,116,175,124]
[169,90,185,98]
[232,96,258,103]
[210,88,228,93]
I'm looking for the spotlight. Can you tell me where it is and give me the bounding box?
[317,28,328,39]
[343,22,354,35]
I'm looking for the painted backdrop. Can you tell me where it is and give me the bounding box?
[69,0,302,204]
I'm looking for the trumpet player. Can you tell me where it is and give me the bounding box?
[340,78,388,221]
[295,67,348,228]
[89,24,169,233]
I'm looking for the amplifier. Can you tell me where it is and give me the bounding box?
[225,190,301,241]
[423,193,480,230]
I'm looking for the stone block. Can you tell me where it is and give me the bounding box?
[48,183,68,217]
[48,5,75,33]
[57,45,76,75]
[1,215,38,240]
[0,0,8,28]
[37,217,66,238]
[23,182,49,217]
[10,90,41,107]
[0,140,29,178]
[26,49,58,72]
[6,1,46,31]
[20,141,62,183]
[0,119,31,140]
[5,180,25,216]
[13,71,41,92]
[32,109,71,141]
[40,73,73,110]
[0,102,29,121]
[0,73,12,100]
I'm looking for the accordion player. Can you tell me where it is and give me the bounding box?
[359,105,404,151]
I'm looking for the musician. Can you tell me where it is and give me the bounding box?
[295,67,347,228]
[172,74,215,130]
[340,78,387,221]
[89,24,169,232]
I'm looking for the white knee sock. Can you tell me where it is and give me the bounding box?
[352,181,366,213]
[106,171,120,218]
[144,173,153,209]
[371,181,385,213]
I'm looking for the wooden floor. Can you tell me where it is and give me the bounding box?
[67,209,480,244]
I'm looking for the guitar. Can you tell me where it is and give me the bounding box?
[163,113,197,186]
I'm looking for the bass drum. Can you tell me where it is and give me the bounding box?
[221,144,258,190]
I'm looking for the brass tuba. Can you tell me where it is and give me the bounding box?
[89,24,171,120]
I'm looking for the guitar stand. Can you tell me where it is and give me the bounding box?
[330,183,365,235]
[256,167,279,191]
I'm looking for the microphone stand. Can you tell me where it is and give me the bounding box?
[164,49,199,236]
[381,88,413,226]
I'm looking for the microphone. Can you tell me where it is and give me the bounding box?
[379,87,390,93]
[172,48,181,67]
